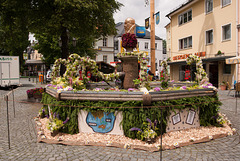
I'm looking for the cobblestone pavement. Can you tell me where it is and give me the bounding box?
[0,79,240,161]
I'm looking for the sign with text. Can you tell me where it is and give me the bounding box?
[136,26,146,38]
[173,52,206,61]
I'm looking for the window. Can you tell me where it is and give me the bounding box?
[179,36,192,50]
[145,42,148,49]
[206,29,213,44]
[223,63,231,74]
[222,0,231,7]
[222,24,231,41]
[178,9,192,25]
[114,40,118,50]
[155,43,157,49]
[103,55,107,63]
[103,38,107,47]
[205,0,213,14]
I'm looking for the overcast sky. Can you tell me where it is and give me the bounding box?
[113,0,187,40]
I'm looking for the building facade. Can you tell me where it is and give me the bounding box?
[95,22,165,71]
[94,35,115,64]
[166,0,240,88]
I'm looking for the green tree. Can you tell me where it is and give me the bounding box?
[0,0,30,69]
[0,0,122,74]
[29,0,122,74]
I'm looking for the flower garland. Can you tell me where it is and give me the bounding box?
[117,51,150,89]
[186,55,208,84]
[160,59,170,89]
[121,33,137,49]
[51,53,119,91]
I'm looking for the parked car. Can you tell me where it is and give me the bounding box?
[46,70,52,82]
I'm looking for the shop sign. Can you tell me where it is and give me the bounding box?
[173,52,206,61]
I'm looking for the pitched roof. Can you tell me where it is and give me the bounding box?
[166,0,195,18]
[115,22,162,40]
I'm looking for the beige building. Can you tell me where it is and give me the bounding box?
[166,0,240,88]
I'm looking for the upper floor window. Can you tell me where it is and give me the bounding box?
[103,38,107,47]
[222,24,231,41]
[155,43,157,49]
[222,0,231,7]
[145,42,149,49]
[178,9,192,25]
[206,29,213,45]
[205,0,213,14]
[103,55,107,63]
[114,40,118,50]
[179,36,192,50]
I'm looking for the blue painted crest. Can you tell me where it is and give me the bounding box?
[86,111,116,133]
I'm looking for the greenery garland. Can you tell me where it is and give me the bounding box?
[186,55,208,84]
[117,51,150,89]
[51,53,119,90]
[41,93,222,140]
[160,59,170,89]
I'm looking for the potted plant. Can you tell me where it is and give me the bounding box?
[46,112,69,137]
[220,81,227,90]
[130,118,158,144]
[215,50,224,57]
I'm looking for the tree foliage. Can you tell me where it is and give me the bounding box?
[0,0,122,68]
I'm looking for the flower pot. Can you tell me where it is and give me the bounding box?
[220,85,227,90]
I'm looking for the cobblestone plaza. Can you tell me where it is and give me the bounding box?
[0,79,240,161]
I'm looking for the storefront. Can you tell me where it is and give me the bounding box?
[169,56,236,88]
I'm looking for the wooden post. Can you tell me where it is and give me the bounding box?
[150,0,155,74]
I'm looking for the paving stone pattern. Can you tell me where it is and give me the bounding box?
[0,79,240,161]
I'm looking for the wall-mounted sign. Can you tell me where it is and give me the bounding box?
[145,18,149,29]
[173,52,206,61]
[155,12,160,25]
[136,26,146,38]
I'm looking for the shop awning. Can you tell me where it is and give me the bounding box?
[226,56,240,64]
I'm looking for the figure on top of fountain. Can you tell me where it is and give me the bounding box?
[124,17,136,34]
[122,17,137,52]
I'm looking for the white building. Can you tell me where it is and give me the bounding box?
[95,22,165,71]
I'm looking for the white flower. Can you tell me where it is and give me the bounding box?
[232,128,236,132]
[228,132,233,136]
[57,89,63,93]
[124,143,131,149]
[155,144,161,150]
[190,137,195,142]
[140,87,149,94]
[209,136,213,140]
[173,142,179,147]
[106,141,112,146]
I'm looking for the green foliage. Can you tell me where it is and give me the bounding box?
[41,93,222,139]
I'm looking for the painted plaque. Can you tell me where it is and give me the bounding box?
[186,110,196,125]
[86,111,116,133]
[172,113,181,125]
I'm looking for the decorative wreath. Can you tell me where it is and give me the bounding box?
[121,33,137,48]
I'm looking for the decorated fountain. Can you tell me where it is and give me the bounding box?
[37,18,234,151]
